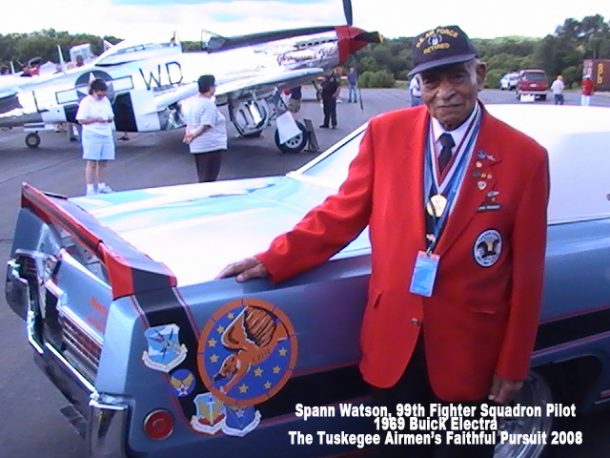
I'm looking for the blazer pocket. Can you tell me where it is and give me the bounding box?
[468,303,499,315]
[367,290,383,309]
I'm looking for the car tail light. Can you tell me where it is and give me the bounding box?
[144,409,174,440]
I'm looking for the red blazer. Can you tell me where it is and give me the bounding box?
[257,105,549,401]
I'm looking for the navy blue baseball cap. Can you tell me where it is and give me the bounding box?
[408,25,478,76]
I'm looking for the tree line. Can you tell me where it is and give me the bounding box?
[2,15,609,89]
[354,14,610,89]
[0,29,122,69]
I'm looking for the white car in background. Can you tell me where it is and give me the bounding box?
[500,72,519,90]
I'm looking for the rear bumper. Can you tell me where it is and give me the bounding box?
[6,255,130,458]
[33,344,130,458]
[519,89,547,96]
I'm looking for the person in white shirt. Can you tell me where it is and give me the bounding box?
[76,78,115,196]
[409,74,422,106]
[183,74,228,182]
[550,75,565,105]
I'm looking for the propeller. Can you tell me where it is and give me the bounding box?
[343,0,353,26]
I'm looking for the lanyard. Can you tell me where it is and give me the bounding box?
[424,110,482,252]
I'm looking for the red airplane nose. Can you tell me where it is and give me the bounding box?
[336,25,382,64]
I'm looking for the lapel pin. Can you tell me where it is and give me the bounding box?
[487,190,500,198]
[477,181,487,190]
[475,161,483,168]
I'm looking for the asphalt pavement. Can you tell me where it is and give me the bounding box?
[0,88,609,457]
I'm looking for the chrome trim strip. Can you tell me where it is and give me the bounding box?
[27,309,44,354]
[58,304,104,347]
[44,279,64,300]
[533,330,610,356]
[6,258,30,320]
[44,342,96,393]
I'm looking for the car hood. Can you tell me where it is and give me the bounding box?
[73,177,365,286]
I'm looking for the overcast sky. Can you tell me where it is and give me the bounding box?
[3,0,610,42]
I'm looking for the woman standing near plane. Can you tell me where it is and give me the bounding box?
[76,78,116,196]
[183,74,227,182]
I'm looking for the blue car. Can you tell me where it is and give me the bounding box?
[5,104,610,458]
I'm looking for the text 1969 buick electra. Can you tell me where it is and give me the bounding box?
[5,105,610,458]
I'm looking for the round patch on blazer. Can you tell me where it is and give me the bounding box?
[473,229,502,267]
[197,298,298,408]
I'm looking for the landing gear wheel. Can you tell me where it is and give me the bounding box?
[25,132,41,148]
[494,372,554,458]
[274,121,309,154]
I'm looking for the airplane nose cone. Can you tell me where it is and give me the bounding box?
[336,26,382,64]
[354,31,383,44]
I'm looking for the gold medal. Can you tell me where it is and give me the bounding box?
[427,194,448,217]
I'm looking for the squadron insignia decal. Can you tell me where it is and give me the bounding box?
[169,369,196,397]
[223,405,262,437]
[473,229,503,267]
[191,392,226,434]
[198,298,298,408]
[142,323,188,372]
[189,392,261,437]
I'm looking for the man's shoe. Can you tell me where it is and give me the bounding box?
[319,125,328,128]
[332,125,337,129]
[98,184,113,194]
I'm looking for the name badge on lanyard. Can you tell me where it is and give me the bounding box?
[409,251,440,297]
[410,106,482,298]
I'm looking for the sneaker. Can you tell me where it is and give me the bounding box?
[98,184,113,194]
[85,190,97,197]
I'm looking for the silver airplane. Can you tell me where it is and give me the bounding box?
[0,2,380,153]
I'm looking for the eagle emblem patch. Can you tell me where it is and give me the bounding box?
[197,298,298,408]
[473,229,502,267]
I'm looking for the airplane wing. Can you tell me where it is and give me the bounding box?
[148,67,324,115]
[216,67,324,97]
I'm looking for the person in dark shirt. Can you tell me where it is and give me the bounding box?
[347,67,358,103]
[287,86,302,115]
[320,70,340,128]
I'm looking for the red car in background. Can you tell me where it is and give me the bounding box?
[517,69,548,101]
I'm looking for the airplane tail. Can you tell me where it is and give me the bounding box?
[57,45,66,74]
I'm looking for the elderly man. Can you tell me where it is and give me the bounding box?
[219,25,549,457]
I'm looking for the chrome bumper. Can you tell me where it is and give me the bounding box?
[6,255,130,458]
[6,257,29,320]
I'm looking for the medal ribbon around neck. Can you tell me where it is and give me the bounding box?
[424,105,482,252]
[430,103,481,193]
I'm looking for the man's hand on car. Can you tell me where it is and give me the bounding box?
[216,257,269,282]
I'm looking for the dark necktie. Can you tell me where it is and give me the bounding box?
[438,133,455,176]
[425,132,455,242]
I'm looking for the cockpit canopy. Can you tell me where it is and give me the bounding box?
[94,40,182,66]
[200,30,227,51]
